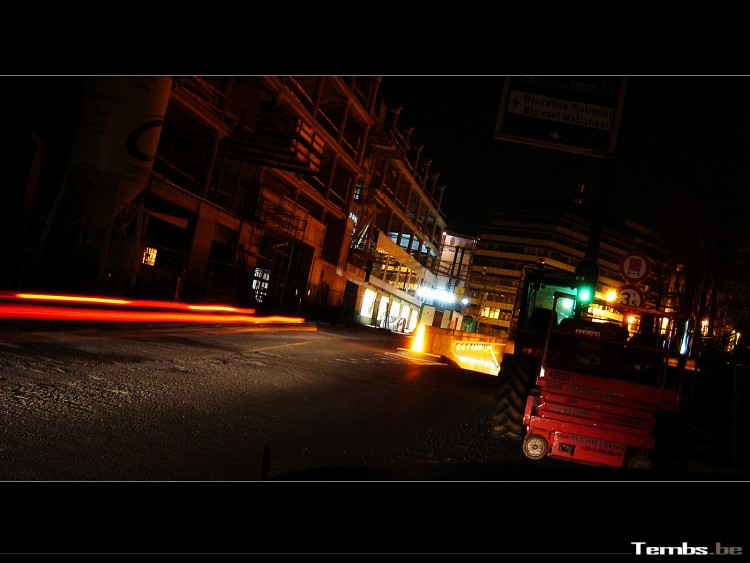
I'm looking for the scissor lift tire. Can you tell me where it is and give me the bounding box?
[626,451,653,470]
[522,433,549,460]
[491,354,533,441]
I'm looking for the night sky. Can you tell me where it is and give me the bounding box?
[377,76,750,236]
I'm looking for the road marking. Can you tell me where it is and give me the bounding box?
[383,351,445,365]
[333,351,444,366]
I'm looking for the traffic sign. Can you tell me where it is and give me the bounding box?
[619,251,651,282]
[617,284,644,307]
[494,76,628,158]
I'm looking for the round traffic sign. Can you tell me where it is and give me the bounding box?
[619,251,651,282]
[617,284,644,307]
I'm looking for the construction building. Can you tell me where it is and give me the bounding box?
[0,76,450,328]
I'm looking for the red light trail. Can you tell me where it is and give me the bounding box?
[0,292,305,325]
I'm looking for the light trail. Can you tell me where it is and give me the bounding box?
[0,292,304,325]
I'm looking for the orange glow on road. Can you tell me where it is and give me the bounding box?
[0,292,305,325]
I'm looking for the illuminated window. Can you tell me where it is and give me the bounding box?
[408,309,419,332]
[390,302,402,319]
[701,318,709,336]
[142,246,157,266]
[377,296,389,323]
[360,289,377,317]
[252,268,270,303]
[480,307,501,320]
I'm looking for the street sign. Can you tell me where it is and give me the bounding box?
[619,251,651,283]
[494,76,628,158]
[617,284,644,307]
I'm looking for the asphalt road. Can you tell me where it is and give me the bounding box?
[0,320,521,481]
[0,320,744,481]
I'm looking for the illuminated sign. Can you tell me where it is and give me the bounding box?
[417,287,456,303]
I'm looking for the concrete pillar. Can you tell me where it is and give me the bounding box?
[68,76,173,234]
[186,204,215,279]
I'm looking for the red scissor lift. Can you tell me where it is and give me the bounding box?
[521,292,685,469]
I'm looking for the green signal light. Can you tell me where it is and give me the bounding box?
[578,287,593,303]
[574,259,599,306]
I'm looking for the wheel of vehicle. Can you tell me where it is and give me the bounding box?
[626,451,653,470]
[522,433,548,460]
[491,354,533,441]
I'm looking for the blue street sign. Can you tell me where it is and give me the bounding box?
[494,76,628,158]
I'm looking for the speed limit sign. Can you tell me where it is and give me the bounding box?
[617,284,644,307]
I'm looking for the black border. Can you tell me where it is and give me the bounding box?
[3,480,747,556]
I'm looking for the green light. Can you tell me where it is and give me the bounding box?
[578,287,593,303]
[574,259,599,306]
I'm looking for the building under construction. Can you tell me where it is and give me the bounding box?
[0,76,451,328]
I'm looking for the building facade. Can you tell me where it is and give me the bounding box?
[0,76,451,329]
[467,199,683,338]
